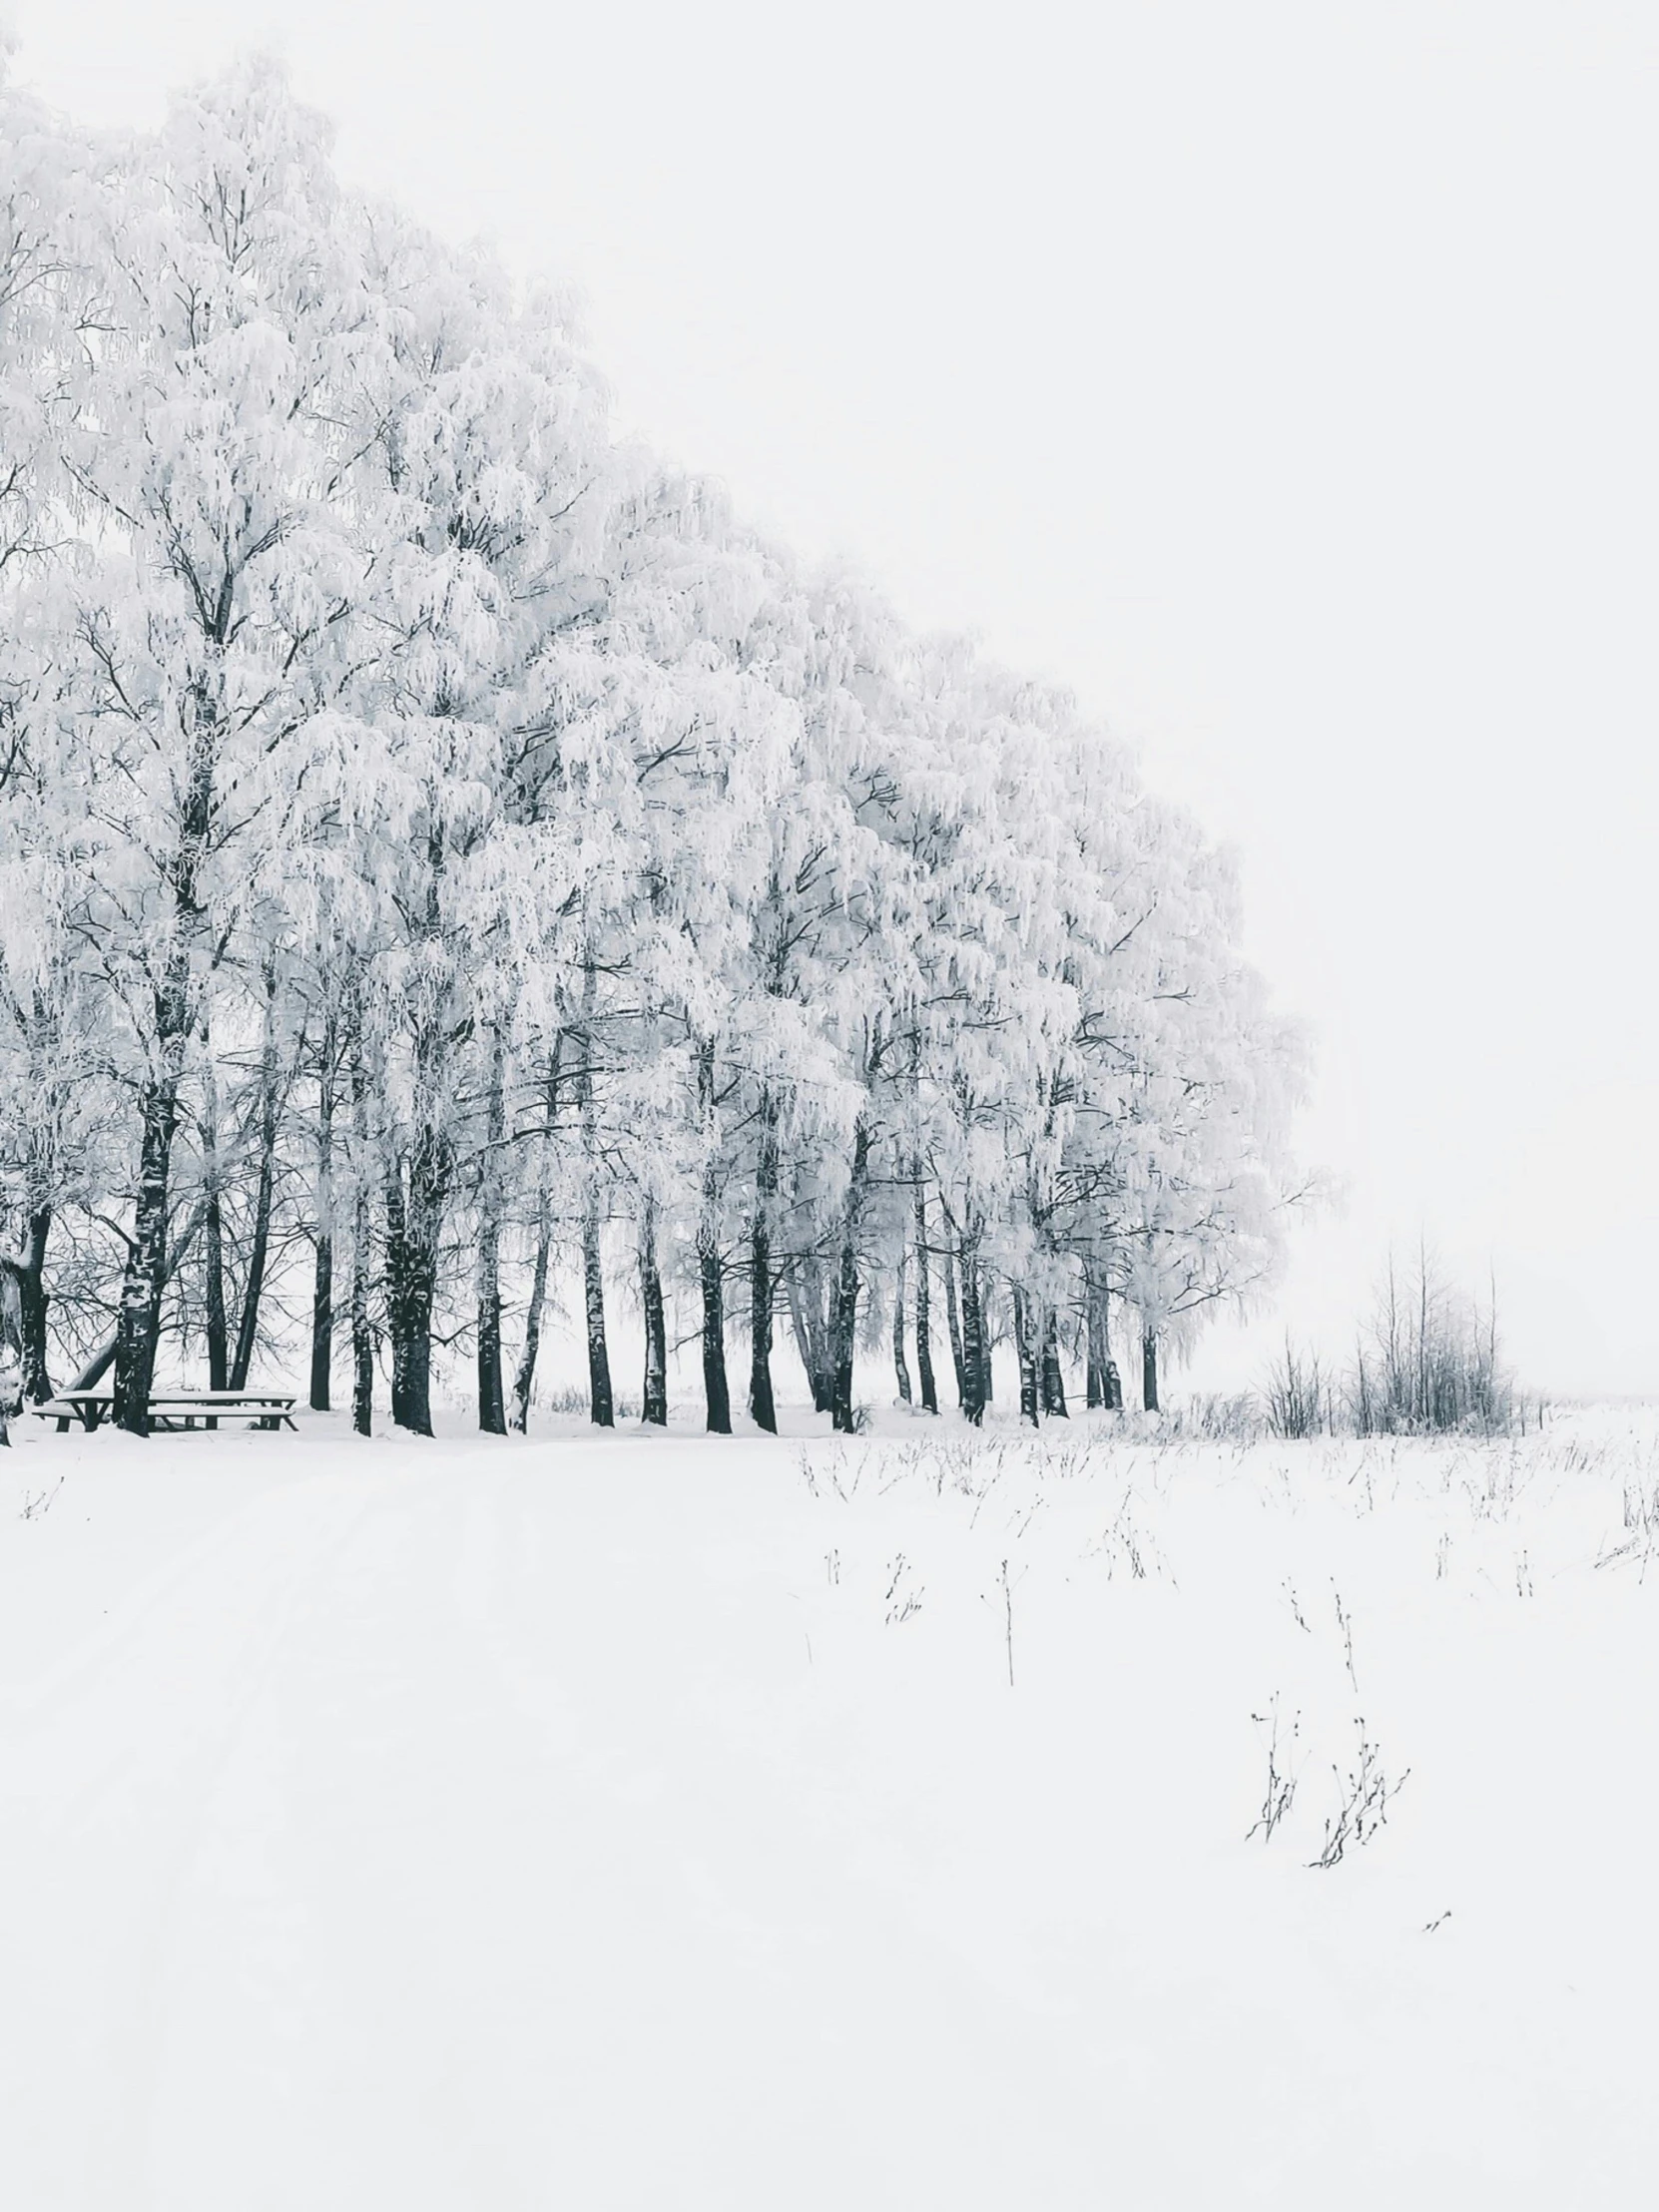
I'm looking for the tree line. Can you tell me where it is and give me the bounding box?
[0,58,1305,1439]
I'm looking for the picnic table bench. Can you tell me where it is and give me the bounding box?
[32,1389,298,1435]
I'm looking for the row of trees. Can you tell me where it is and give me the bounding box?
[0,57,1306,1439]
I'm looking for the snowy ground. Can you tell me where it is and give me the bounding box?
[2,1402,1657,2208]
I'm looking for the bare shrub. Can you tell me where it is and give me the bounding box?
[1309,1720,1409,1868]
[1158,1393,1264,1442]
[1255,1247,1525,1440]
[1264,1338,1328,1437]
[1349,1247,1515,1436]
[1247,1694,1301,1842]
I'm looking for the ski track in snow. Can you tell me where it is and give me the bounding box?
[2,1410,1658,2207]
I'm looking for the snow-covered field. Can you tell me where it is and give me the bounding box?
[3,1404,1657,2208]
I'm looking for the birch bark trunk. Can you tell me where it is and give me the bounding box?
[748,1089,779,1432]
[309,1009,336,1412]
[510,1040,561,1434]
[228,974,279,1391]
[475,1029,507,1434]
[639,1193,668,1427]
[830,1119,870,1434]
[697,1039,731,1432]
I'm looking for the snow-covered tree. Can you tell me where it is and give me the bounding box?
[0,55,1307,1435]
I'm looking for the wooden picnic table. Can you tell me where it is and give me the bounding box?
[32,1390,298,1435]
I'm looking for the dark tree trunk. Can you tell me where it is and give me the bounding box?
[476,1031,507,1434]
[830,1120,871,1434]
[1085,1262,1108,1408]
[1040,1305,1068,1417]
[229,982,279,1392]
[384,1129,444,1437]
[510,1040,561,1435]
[579,969,613,1428]
[698,1040,731,1433]
[351,1191,373,1437]
[1012,1286,1040,1426]
[892,1244,912,1404]
[349,1021,373,1437]
[310,1025,335,1412]
[15,1204,52,1403]
[748,1091,779,1433]
[116,939,196,1428]
[911,1178,937,1414]
[701,1232,731,1433]
[942,1239,967,1409]
[12,997,58,1403]
[385,1172,434,1436]
[1142,1327,1160,1413]
[309,1229,332,1409]
[383,819,457,1438]
[202,1055,229,1392]
[639,1195,668,1427]
[958,1228,988,1427]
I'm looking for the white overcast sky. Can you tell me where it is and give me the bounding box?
[8,0,1657,1396]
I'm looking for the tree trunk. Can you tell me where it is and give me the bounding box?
[830,1120,871,1434]
[1040,1305,1068,1417]
[310,1023,334,1412]
[640,1195,668,1427]
[698,1040,731,1433]
[201,1051,229,1391]
[115,935,196,1427]
[113,1067,182,1433]
[911,1177,937,1414]
[579,966,613,1427]
[942,1239,967,1409]
[0,1280,19,1447]
[14,1203,52,1403]
[351,1185,373,1437]
[786,1250,834,1413]
[349,1019,373,1437]
[384,1169,434,1435]
[892,1244,912,1404]
[115,681,217,1434]
[229,979,279,1392]
[384,1125,444,1437]
[958,1228,988,1427]
[1141,1327,1160,1413]
[748,1090,779,1432]
[701,1231,731,1433]
[510,1040,561,1435]
[1085,1262,1108,1408]
[1012,1286,1040,1426]
[476,1029,507,1434]
[510,1207,553,1436]
[0,1261,23,1443]
[583,1194,613,1427]
[309,1223,332,1409]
